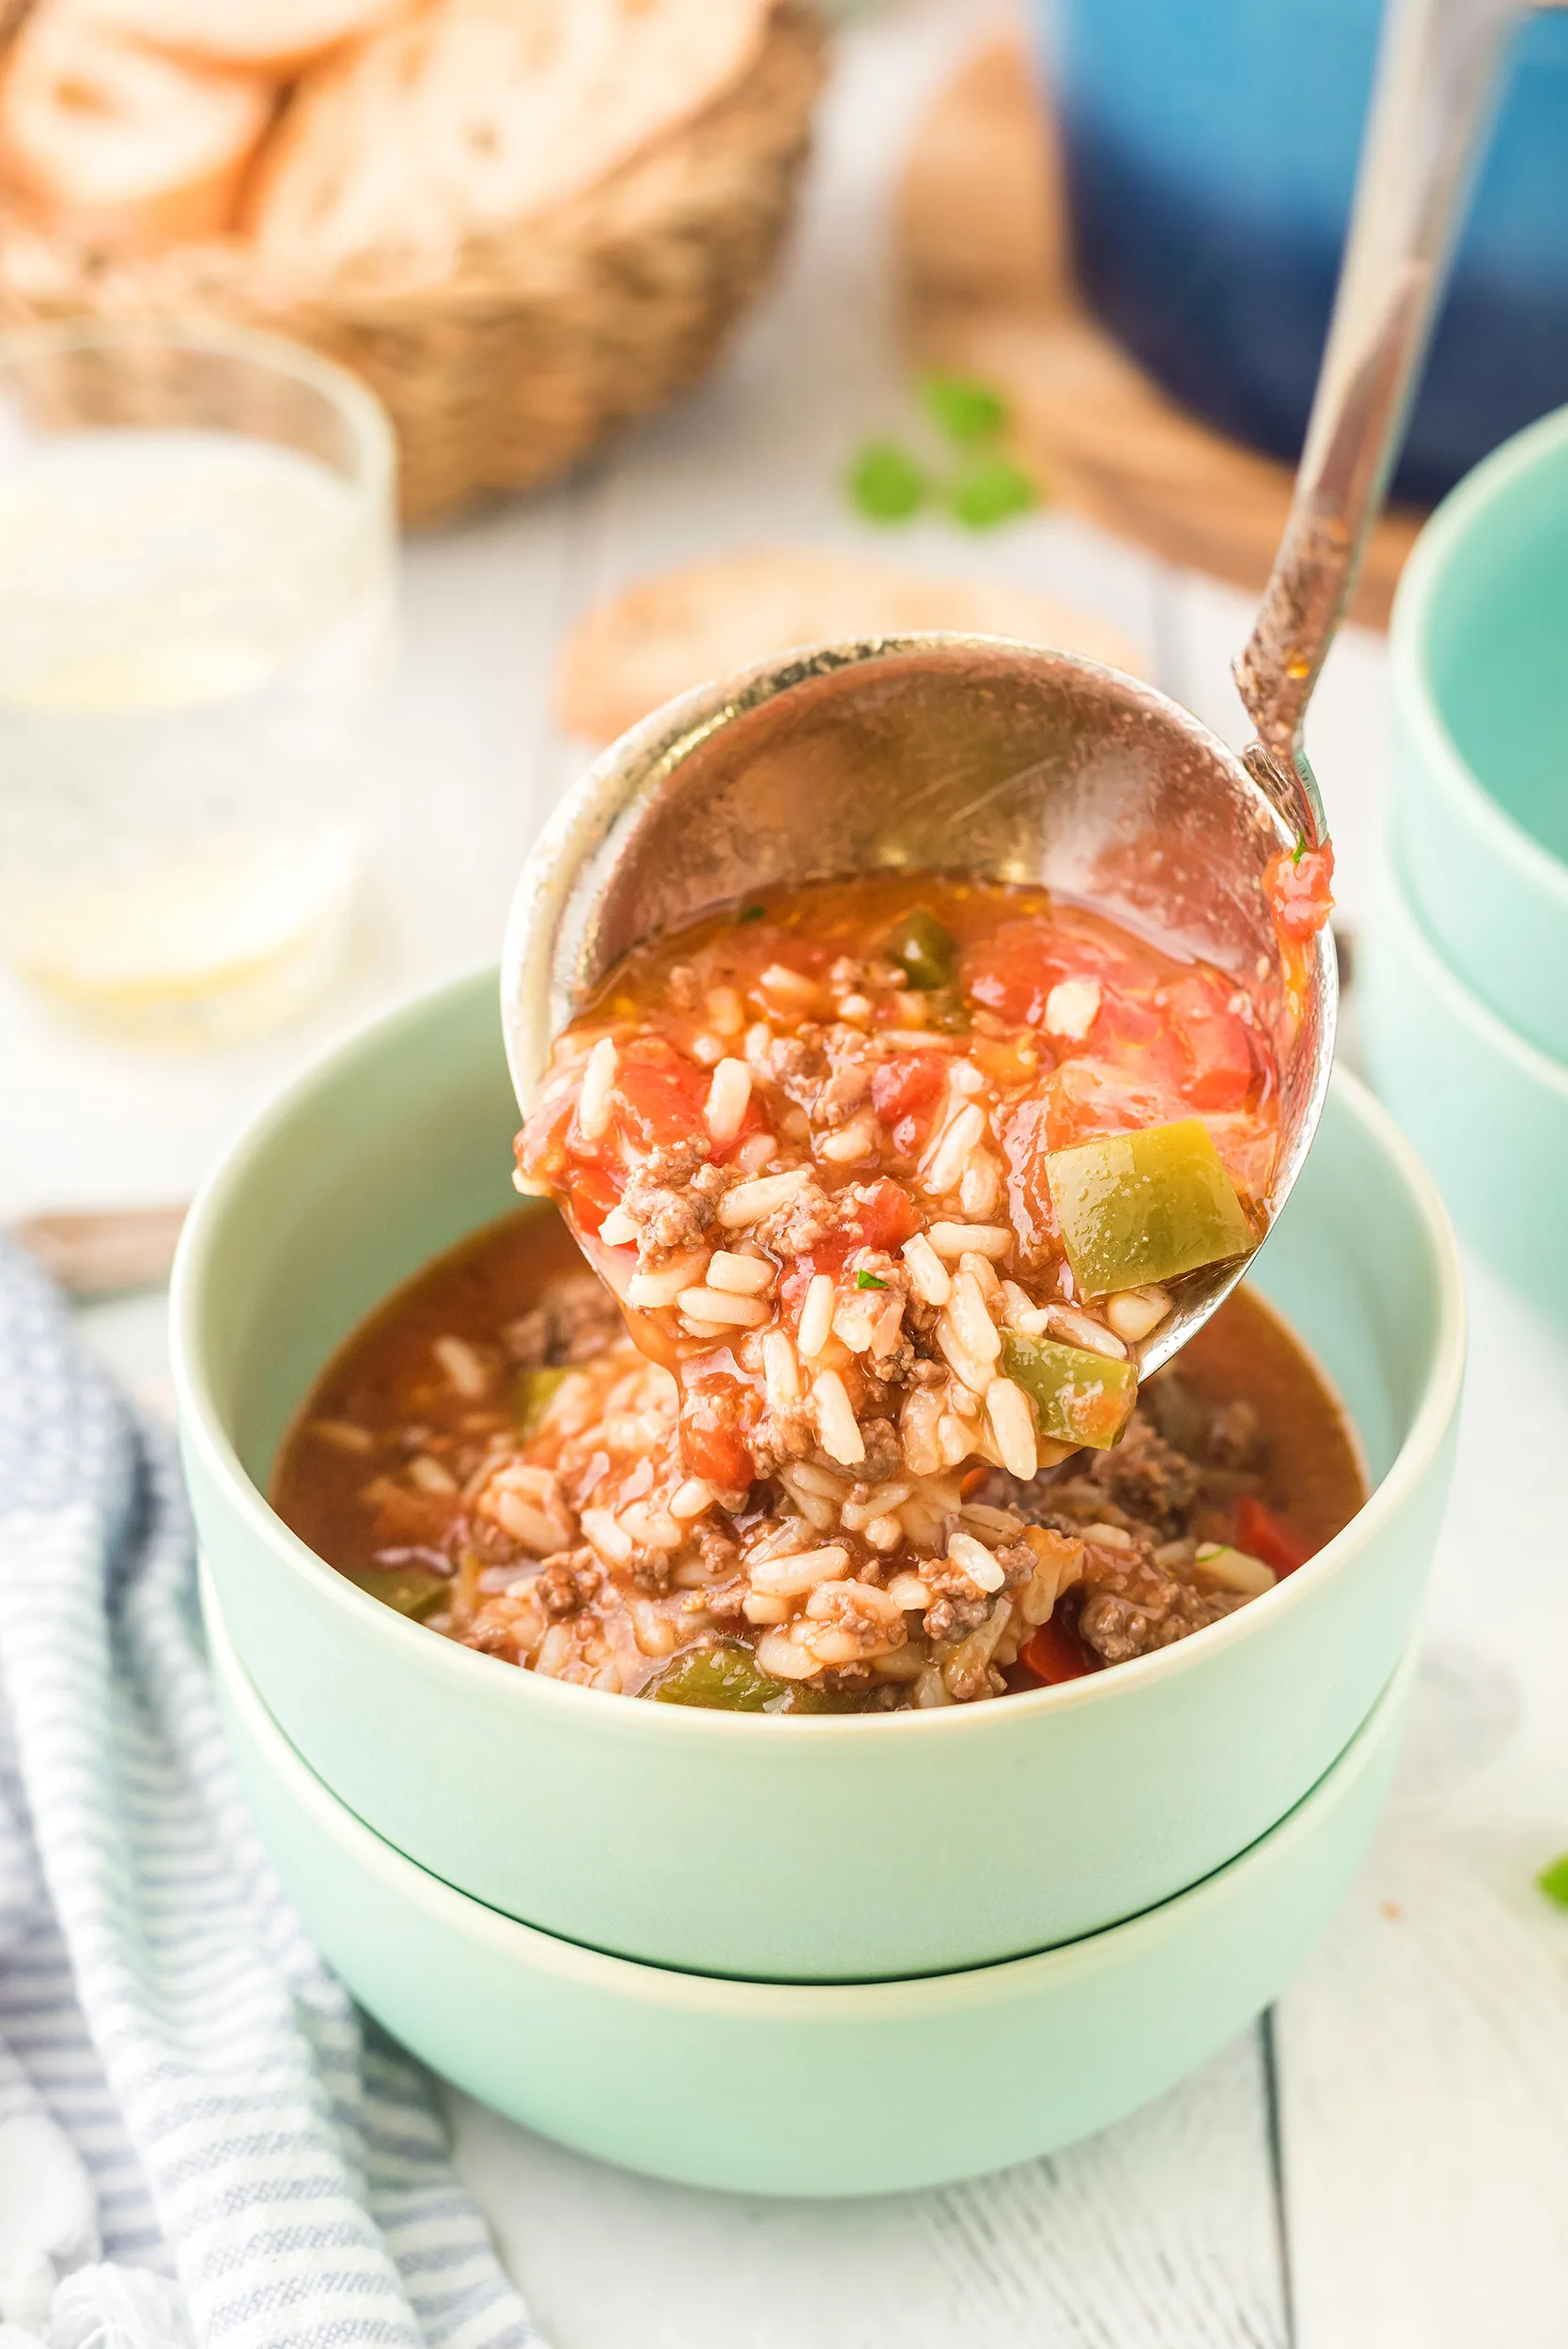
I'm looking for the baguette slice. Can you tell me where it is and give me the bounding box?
[79,0,412,79]
[248,0,773,266]
[556,547,1145,743]
[0,4,272,248]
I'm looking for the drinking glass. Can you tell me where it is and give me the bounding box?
[0,320,396,1042]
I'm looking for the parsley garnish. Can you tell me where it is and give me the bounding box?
[1538,1852,1568,1909]
[1291,835,1308,866]
[922,372,1008,444]
[855,1268,888,1290]
[846,439,927,523]
[737,903,766,923]
[949,455,1037,531]
[843,375,1039,534]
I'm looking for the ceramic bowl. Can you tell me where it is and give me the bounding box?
[207,1562,1417,2198]
[1360,852,1568,1323]
[1389,402,1568,1062]
[172,970,1463,1983]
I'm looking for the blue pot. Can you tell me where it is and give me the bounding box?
[1034,0,1568,504]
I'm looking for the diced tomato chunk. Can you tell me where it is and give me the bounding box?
[871,1051,948,1123]
[1162,972,1258,1113]
[679,1375,756,1492]
[611,1040,708,1153]
[1019,1615,1096,1685]
[1234,1497,1311,1578]
[1264,840,1336,942]
[854,1176,920,1253]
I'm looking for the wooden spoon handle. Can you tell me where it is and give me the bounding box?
[12,1205,187,1297]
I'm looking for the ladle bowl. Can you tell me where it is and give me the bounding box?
[501,631,1334,1377]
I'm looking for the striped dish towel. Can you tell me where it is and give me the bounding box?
[0,1239,542,2349]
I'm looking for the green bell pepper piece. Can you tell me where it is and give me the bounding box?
[1001,1331,1138,1450]
[645,1640,845,1715]
[887,907,959,993]
[513,1364,568,1439]
[1044,1118,1255,1297]
[346,1564,449,1620]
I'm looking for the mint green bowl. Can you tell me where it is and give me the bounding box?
[172,970,1463,1983]
[1390,403,1568,1062]
[1360,851,1568,1321]
[207,1561,1417,2198]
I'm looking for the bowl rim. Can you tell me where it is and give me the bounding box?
[171,965,1465,1745]
[1374,848,1568,1098]
[1391,400,1568,918]
[206,1550,1417,2013]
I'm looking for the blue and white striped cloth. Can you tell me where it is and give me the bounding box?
[0,1239,542,2349]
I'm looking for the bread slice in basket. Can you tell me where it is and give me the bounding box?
[79,0,411,79]
[247,0,776,267]
[0,3,272,249]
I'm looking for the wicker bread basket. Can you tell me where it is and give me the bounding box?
[0,0,825,523]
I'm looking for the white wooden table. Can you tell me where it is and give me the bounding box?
[6,6,1567,2342]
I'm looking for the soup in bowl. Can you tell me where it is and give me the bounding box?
[174,966,1461,1982]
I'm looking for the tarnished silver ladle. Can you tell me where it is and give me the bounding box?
[504,0,1526,1380]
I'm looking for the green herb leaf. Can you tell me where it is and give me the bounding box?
[846,438,927,524]
[1538,1851,1568,1908]
[921,372,1008,445]
[948,455,1037,531]
[856,1268,888,1290]
[737,902,766,923]
[1291,834,1308,866]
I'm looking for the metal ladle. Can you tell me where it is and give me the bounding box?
[503,0,1525,1381]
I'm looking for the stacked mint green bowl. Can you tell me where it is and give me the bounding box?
[173,971,1463,2192]
[1363,404,1568,1324]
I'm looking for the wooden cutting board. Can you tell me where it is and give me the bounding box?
[896,39,1424,628]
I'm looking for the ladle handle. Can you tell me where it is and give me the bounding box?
[1234,0,1527,824]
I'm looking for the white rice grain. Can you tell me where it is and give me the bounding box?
[934,1313,991,1398]
[669,1477,714,1519]
[578,1037,618,1141]
[888,1569,932,1610]
[901,1231,952,1305]
[717,1168,811,1229]
[762,1328,802,1407]
[927,1221,1010,1260]
[1044,977,1102,1040]
[958,1155,1001,1217]
[1106,1283,1172,1342]
[733,1131,778,1175]
[797,1271,836,1360]
[754,1628,822,1679]
[948,1531,1006,1592]
[706,986,745,1037]
[597,1205,639,1248]
[813,1368,865,1465]
[580,1507,634,1564]
[742,1591,790,1625]
[432,1334,490,1399]
[1047,1302,1127,1360]
[705,1057,753,1145]
[818,1116,878,1162]
[627,1249,709,1309]
[706,1249,773,1296]
[949,1270,1002,1366]
[675,1285,769,1329]
[924,1102,986,1196]
[749,1544,851,1597]
[985,1376,1039,1480]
